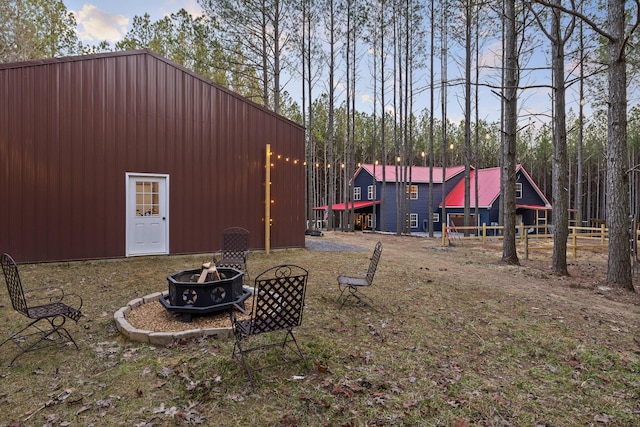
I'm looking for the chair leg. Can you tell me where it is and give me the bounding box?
[232,335,256,388]
[338,284,351,308]
[339,285,376,310]
[1,316,78,366]
[283,330,309,372]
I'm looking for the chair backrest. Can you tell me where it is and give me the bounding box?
[365,241,383,285]
[220,227,249,264]
[249,264,308,335]
[1,253,29,316]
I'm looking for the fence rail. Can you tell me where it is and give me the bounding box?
[442,223,610,259]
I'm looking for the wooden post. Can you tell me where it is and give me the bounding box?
[572,227,578,258]
[482,223,486,246]
[524,227,528,259]
[442,223,447,247]
[265,144,271,255]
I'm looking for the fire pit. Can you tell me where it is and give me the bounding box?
[159,267,251,322]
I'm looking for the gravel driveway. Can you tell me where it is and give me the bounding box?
[305,237,368,252]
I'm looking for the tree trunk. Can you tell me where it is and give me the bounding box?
[606,0,633,289]
[501,0,519,265]
[550,0,569,275]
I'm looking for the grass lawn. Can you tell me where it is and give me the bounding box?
[0,231,638,426]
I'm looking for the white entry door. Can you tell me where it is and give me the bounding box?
[126,173,169,256]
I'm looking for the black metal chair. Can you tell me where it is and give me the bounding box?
[337,241,383,309]
[231,264,309,387]
[0,253,83,366]
[215,227,249,282]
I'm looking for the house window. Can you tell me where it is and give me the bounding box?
[432,212,440,223]
[410,213,418,228]
[405,185,418,199]
[515,182,523,199]
[367,185,376,200]
[354,187,361,201]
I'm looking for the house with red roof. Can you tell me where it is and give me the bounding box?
[443,165,551,231]
[315,163,550,234]
[315,164,466,232]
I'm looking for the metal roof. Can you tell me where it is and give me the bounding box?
[354,164,467,184]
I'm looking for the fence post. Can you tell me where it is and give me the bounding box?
[572,227,578,258]
[442,223,447,247]
[482,223,486,246]
[601,223,606,245]
[524,227,528,259]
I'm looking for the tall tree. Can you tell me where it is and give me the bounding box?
[199,0,293,112]
[603,0,636,288]
[0,0,78,63]
[324,0,338,230]
[532,0,639,289]
[529,0,575,275]
[116,11,229,88]
[501,0,520,264]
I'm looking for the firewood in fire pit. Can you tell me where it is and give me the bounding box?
[197,262,221,282]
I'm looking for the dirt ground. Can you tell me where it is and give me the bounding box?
[1,230,639,426]
[127,232,640,335]
[313,231,640,317]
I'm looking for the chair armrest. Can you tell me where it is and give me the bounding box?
[24,287,83,311]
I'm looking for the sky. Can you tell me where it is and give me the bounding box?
[61,1,584,128]
[63,1,203,44]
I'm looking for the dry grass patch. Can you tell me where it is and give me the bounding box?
[0,231,638,426]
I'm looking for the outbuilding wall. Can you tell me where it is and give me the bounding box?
[0,50,305,262]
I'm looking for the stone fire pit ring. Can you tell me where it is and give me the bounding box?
[114,292,236,346]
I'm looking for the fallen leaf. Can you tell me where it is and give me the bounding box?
[452,419,469,427]
[594,414,614,424]
[331,385,353,398]
[402,399,418,408]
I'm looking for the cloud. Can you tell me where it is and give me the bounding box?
[72,4,129,43]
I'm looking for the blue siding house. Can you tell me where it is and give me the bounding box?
[316,164,465,232]
[315,164,550,234]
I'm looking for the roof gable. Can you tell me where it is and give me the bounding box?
[0,49,303,131]
[444,165,551,208]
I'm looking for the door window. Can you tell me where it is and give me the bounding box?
[136,181,160,216]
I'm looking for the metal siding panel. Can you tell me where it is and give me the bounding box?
[3,68,24,258]
[21,67,37,258]
[46,65,62,259]
[149,55,159,168]
[69,61,85,259]
[103,56,121,257]
[0,68,9,255]
[125,55,137,169]
[92,59,108,258]
[81,60,96,258]
[135,54,147,171]
[34,65,52,260]
[55,62,73,260]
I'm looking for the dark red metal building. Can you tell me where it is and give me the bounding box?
[0,50,305,262]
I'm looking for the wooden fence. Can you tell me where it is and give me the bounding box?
[442,223,610,259]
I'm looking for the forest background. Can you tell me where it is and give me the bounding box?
[1,0,639,289]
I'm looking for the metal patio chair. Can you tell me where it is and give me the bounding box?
[337,241,383,309]
[230,264,309,387]
[214,227,249,282]
[0,253,83,366]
